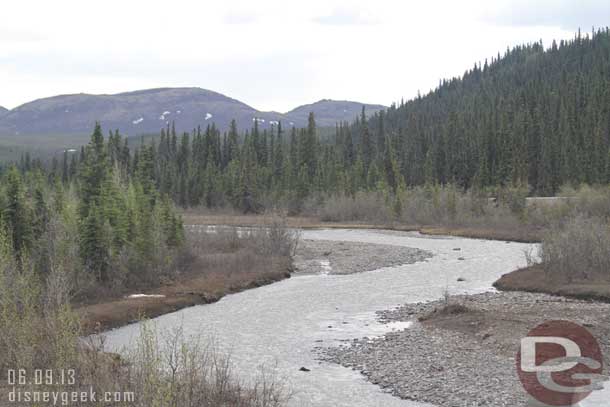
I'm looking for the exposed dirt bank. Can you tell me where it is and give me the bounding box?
[321,291,610,407]
[494,264,610,302]
[81,223,438,334]
[78,262,291,335]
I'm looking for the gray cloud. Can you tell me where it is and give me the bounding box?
[312,7,378,26]
[482,0,610,31]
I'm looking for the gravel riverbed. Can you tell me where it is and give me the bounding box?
[319,291,610,407]
[293,238,432,275]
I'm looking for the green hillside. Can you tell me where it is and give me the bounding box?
[364,28,610,194]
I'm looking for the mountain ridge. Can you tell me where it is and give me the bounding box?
[0,88,386,138]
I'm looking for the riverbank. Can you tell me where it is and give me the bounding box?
[320,291,610,407]
[182,213,542,243]
[184,213,610,303]
[494,264,610,302]
[79,226,434,334]
[77,226,295,334]
[78,264,291,334]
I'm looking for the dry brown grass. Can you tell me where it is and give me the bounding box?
[78,224,295,334]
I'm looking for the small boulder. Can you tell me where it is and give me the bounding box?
[299,367,311,372]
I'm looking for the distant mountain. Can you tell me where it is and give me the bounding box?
[286,99,386,127]
[0,106,7,117]
[0,88,386,139]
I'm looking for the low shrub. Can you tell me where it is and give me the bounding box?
[80,324,291,407]
[312,191,394,223]
[540,217,610,282]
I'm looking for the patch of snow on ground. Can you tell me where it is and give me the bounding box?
[319,260,332,275]
[132,117,144,125]
[205,113,213,120]
[269,120,279,125]
[127,294,166,299]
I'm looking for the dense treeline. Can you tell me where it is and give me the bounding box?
[2,125,297,407]
[14,30,609,217]
[1,123,184,297]
[45,29,608,215]
[372,28,610,194]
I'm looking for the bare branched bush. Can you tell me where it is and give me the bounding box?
[0,241,289,407]
[540,217,610,282]
[523,247,539,268]
[81,323,291,407]
[313,192,393,223]
[307,186,529,229]
[0,229,80,380]
[561,185,610,219]
[249,216,300,258]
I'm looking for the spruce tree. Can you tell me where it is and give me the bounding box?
[2,166,32,257]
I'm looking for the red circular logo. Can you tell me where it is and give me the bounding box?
[516,320,604,406]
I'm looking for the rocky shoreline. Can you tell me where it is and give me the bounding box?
[320,291,610,407]
[293,238,432,275]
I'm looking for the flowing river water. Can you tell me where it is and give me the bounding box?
[102,228,540,406]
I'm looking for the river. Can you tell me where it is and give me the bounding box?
[101,228,537,407]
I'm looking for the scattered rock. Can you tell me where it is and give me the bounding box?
[457,277,466,282]
[319,291,610,407]
[293,239,432,275]
[299,367,311,372]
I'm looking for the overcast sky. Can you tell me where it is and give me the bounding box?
[1,0,608,112]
